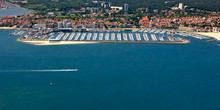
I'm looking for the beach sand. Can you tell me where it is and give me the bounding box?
[0,27,15,29]
[17,39,190,45]
[17,40,98,45]
[0,26,17,29]
[196,32,220,40]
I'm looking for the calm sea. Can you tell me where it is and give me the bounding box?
[0,29,220,110]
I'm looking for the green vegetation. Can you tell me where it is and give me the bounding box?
[8,0,220,12]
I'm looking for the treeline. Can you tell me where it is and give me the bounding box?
[14,0,220,12]
[106,0,220,11]
[16,0,90,11]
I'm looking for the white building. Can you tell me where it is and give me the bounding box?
[111,6,123,10]
[213,27,219,32]
[179,3,184,10]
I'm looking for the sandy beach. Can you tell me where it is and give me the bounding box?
[17,39,190,45]
[17,40,98,45]
[0,26,16,29]
[196,32,220,40]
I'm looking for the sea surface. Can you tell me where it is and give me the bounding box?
[0,29,220,110]
[0,3,32,17]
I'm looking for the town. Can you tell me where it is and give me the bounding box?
[0,0,219,32]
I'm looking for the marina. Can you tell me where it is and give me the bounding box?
[151,34,157,41]
[34,32,188,44]
[99,33,103,41]
[123,33,128,41]
[80,33,86,41]
[13,28,215,45]
[143,33,149,41]
[74,33,81,40]
[105,33,109,40]
[128,33,134,41]
[62,33,70,40]
[86,33,92,40]
[92,33,98,41]
[14,29,199,45]
[111,33,115,41]
[68,33,75,40]
[9,30,26,36]
[117,33,122,41]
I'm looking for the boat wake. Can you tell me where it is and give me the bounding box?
[0,69,78,72]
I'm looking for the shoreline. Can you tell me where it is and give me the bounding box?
[17,39,99,45]
[17,39,190,45]
[195,32,220,40]
[5,1,35,12]
[0,26,17,29]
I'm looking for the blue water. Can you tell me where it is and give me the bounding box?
[0,3,32,17]
[0,29,220,110]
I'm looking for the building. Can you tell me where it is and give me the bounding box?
[213,27,219,32]
[63,20,68,28]
[145,8,148,12]
[58,22,64,28]
[124,3,128,12]
[111,6,123,10]
[179,3,184,10]
[48,24,54,28]
[101,2,109,8]
[101,2,105,7]
[20,24,28,28]
[92,1,98,3]
[66,23,72,28]
[76,25,83,28]
[0,22,4,26]
[153,9,159,14]
[89,7,100,14]
[33,23,46,29]
[178,26,195,32]
[103,3,108,9]
[85,24,96,28]
[124,24,132,28]
[108,2,112,8]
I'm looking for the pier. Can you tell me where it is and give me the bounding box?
[111,33,115,41]
[62,33,70,40]
[143,33,149,41]
[68,33,75,40]
[93,33,98,41]
[105,33,109,40]
[128,33,134,41]
[123,33,128,41]
[86,33,92,40]
[117,33,122,41]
